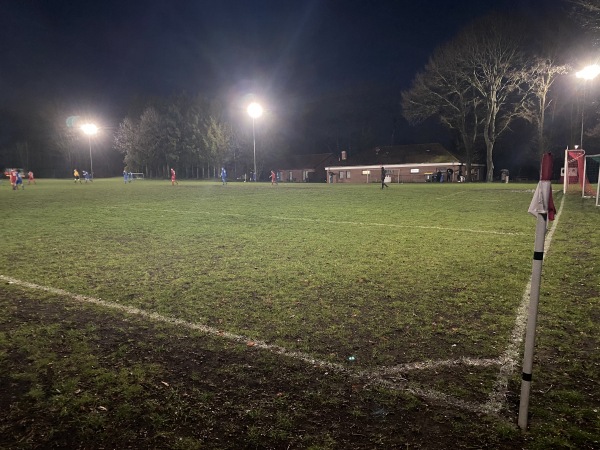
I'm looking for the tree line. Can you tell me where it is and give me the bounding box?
[111,94,291,181]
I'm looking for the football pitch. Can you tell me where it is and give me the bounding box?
[1,178,598,448]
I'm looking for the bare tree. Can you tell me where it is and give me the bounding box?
[402,43,482,181]
[403,14,533,182]
[569,0,600,46]
[457,15,532,181]
[524,58,570,157]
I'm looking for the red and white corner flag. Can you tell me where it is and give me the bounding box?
[519,152,555,431]
[528,153,556,221]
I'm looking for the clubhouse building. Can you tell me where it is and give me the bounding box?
[325,143,484,183]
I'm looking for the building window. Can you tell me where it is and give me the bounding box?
[346,171,351,179]
[339,171,345,179]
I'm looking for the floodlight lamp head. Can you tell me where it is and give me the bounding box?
[576,64,600,80]
[247,102,263,119]
[81,123,98,135]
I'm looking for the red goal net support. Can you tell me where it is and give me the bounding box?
[562,149,596,197]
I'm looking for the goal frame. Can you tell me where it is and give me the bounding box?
[563,149,596,198]
[583,154,600,206]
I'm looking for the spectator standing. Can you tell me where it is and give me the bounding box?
[381,166,388,189]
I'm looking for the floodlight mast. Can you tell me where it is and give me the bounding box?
[575,65,600,149]
[81,123,98,178]
[247,102,263,181]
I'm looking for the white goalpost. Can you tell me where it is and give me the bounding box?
[583,154,600,206]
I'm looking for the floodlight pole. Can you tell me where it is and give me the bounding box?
[252,117,257,182]
[576,65,600,150]
[581,105,585,150]
[80,123,98,179]
[247,102,262,182]
[88,135,93,179]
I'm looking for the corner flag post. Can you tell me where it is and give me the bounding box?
[519,152,556,431]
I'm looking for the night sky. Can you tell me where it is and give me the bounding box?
[0,0,567,158]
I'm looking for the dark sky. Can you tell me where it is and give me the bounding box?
[0,0,565,133]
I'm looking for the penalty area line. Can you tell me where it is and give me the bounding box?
[1,274,491,414]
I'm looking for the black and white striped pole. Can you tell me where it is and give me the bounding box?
[519,153,556,430]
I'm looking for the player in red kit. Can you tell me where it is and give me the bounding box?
[9,170,17,190]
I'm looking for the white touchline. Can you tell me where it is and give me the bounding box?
[2,274,490,414]
[484,194,564,413]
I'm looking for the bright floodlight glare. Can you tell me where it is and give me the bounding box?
[576,64,600,80]
[81,123,98,135]
[247,102,263,119]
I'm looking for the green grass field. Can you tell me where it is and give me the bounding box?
[0,178,598,449]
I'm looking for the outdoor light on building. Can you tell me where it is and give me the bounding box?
[247,102,263,181]
[576,65,600,149]
[80,123,98,178]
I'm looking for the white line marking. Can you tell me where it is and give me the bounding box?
[105,206,524,236]
[484,194,564,412]
[1,274,491,414]
[372,357,501,377]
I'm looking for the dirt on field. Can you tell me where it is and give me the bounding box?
[0,286,529,449]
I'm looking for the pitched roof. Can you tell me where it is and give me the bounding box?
[349,143,460,165]
[273,153,337,170]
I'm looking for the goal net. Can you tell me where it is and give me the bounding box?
[583,154,600,206]
[563,149,596,198]
[131,172,145,180]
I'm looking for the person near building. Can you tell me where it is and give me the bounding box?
[381,166,388,189]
